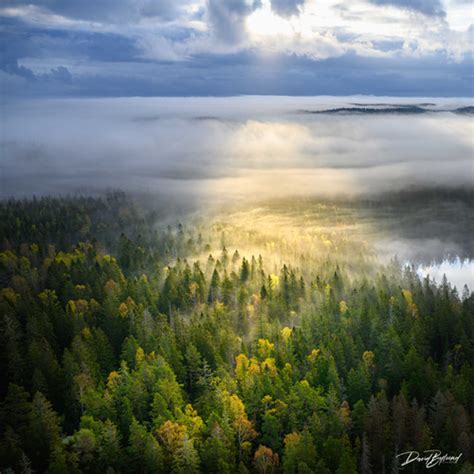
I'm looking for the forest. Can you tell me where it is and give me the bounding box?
[1,192,473,473]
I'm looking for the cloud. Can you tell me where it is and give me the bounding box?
[368,0,445,16]
[46,65,72,83]
[206,0,261,44]
[0,0,192,23]
[0,20,73,86]
[0,16,143,65]
[270,0,305,17]
[2,60,36,81]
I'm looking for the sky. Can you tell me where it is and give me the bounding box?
[1,0,473,97]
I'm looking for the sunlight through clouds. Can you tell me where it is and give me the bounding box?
[247,1,295,38]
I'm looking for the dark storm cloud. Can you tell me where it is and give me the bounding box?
[368,0,445,16]
[271,0,305,17]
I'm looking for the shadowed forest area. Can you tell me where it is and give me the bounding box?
[1,191,473,473]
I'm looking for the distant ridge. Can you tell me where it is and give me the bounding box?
[349,102,436,107]
[453,106,474,115]
[299,105,474,115]
[300,106,428,115]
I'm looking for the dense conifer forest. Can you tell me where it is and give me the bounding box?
[1,193,473,473]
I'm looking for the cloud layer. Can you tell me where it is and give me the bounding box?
[0,0,473,97]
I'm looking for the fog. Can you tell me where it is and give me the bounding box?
[417,258,474,293]
[1,96,473,203]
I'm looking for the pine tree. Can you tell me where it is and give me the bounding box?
[360,433,372,474]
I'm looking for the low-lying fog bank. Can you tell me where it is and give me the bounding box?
[1,96,473,202]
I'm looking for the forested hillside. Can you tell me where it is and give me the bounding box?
[1,194,473,473]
